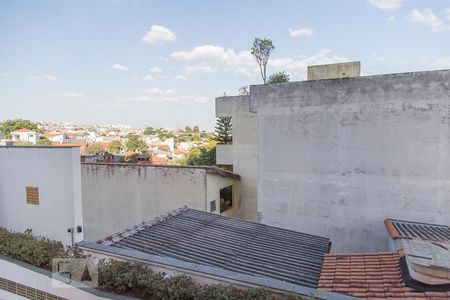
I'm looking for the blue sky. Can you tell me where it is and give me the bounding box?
[1,0,449,129]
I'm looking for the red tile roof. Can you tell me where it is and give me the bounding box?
[123,151,135,157]
[318,252,450,299]
[15,128,33,132]
[158,144,170,150]
[151,156,168,164]
[174,149,186,155]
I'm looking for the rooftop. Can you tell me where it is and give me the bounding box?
[318,251,450,299]
[97,208,331,288]
[385,219,450,242]
[13,128,33,133]
[82,162,241,180]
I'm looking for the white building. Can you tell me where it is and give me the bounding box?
[11,128,40,144]
[0,146,84,245]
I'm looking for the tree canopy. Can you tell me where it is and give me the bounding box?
[250,38,275,84]
[143,127,155,135]
[125,134,148,153]
[86,143,104,155]
[108,140,122,154]
[213,117,232,144]
[186,141,216,166]
[267,71,290,84]
[0,119,40,137]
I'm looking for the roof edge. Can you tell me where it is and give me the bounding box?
[78,241,357,300]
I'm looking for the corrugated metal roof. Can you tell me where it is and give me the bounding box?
[385,219,450,242]
[98,208,330,288]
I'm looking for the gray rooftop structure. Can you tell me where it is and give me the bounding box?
[98,208,331,288]
[385,218,450,242]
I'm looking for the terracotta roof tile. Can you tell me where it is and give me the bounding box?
[318,252,450,300]
[14,128,33,132]
[384,219,450,242]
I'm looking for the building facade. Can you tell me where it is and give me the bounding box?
[81,163,241,241]
[0,146,83,245]
[217,68,450,252]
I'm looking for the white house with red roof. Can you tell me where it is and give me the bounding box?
[11,128,40,145]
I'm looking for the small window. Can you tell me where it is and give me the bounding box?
[210,200,216,212]
[220,185,233,212]
[26,187,39,205]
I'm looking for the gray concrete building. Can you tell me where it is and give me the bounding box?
[81,163,241,241]
[216,67,450,252]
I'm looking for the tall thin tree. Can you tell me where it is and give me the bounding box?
[251,38,275,84]
[213,117,232,144]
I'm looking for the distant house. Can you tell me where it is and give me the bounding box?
[151,155,168,164]
[11,128,40,145]
[42,133,65,143]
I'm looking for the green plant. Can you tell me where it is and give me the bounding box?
[0,228,65,268]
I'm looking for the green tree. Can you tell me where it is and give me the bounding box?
[267,71,290,84]
[239,86,250,96]
[213,117,232,144]
[0,119,40,138]
[143,127,155,135]
[37,136,52,145]
[108,140,122,154]
[251,38,275,84]
[186,142,216,166]
[86,143,104,155]
[125,135,148,153]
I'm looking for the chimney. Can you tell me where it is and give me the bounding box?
[307,61,361,80]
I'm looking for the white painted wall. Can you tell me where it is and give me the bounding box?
[0,257,112,300]
[0,146,83,245]
[216,96,258,221]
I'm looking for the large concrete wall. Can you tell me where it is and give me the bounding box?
[216,96,258,221]
[0,146,83,245]
[250,70,450,252]
[82,164,240,241]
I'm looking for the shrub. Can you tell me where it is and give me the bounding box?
[0,228,65,268]
[98,260,306,300]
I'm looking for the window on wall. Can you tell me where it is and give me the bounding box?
[210,200,216,212]
[220,185,233,212]
[26,187,39,205]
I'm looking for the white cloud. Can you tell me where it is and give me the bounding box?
[141,25,176,46]
[111,64,129,71]
[111,89,208,107]
[170,45,254,75]
[170,44,349,79]
[145,88,176,96]
[148,67,163,73]
[446,8,450,21]
[269,49,350,79]
[185,65,217,74]
[388,16,397,23]
[143,75,156,81]
[433,57,450,69]
[171,45,253,68]
[407,9,450,32]
[32,74,56,81]
[57,92,86,100]
[174,75,187,81]
[289,28,314,38]
[367,0,404,11]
